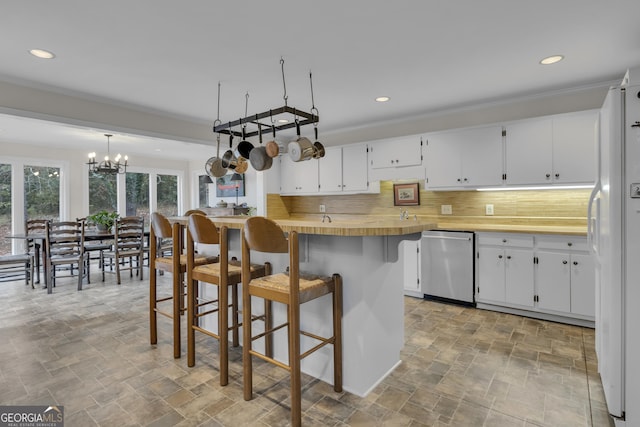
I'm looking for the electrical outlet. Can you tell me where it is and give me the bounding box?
[485,204,494,215]
[319,204,326,213]
[441,205,452,215]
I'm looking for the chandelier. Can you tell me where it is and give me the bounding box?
[87,134,128,174]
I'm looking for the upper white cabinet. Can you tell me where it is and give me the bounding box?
[280,156,319,195]
[505,110,597,185]
[318,144,369,194]
[424,125,503,189]
[369,135,423,169]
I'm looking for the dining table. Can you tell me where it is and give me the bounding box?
[7,230,149,293]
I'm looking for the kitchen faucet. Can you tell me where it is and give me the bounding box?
[322,213,332,223]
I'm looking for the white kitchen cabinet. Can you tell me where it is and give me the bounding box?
[535,235,595,318]
[369,135,423,169]
[402,239,422,298]
[504,111,597,186]
[476,233,534,308]
[280,156,319,195]
[318,147,343,192]
[318,144,369,194]
[425,125,503,189]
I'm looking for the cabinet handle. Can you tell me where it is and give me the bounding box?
[573,261,578,265]
[502,239,507,243]
[463,178,468,182]
[457,178,461,182]
[546,173,551,179]
[563,260,568,264]
[498,255,503,259]
[506,255,511,260]
[567,242,572,247]
[555,173,560,178]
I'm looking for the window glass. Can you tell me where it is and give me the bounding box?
[126,172,149,226]
[0,164,11,255]
[198,175,211,208]
[157,174,178,216]
[24,165,60,222]
[88,171,117,214]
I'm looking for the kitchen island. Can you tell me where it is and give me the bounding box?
[171,216,435,396]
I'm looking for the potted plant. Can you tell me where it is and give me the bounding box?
[87,210,119,232]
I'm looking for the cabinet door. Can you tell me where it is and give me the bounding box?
[424,133,462,188]
[318,147,343,192]
[460,126,504,187]
[280,157,319,194]
[570,253,595,317]
[504,248,535,307]
[369,136,422,169]
[552,111,597,184]
[477,247,505,302]
[342,144,369,191]
[536,251,571,312]
[505,118,553,185]
[402,240,421,294]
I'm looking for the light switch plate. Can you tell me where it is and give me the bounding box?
[319,204,326,212]
[631,184,640,198]
[486,204,494,215]
[441,205,452,215]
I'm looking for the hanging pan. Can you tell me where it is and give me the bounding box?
[249,123,273,171]
[221,129,238,169]
[266,113,285,158]
[288,119,315,162]
[237,95,254,158]
[206,137,227,178]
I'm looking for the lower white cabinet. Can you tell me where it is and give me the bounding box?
[402,239,422,298]
[476,233,534,308]
[476,232,595,325]
[535,236,595,318]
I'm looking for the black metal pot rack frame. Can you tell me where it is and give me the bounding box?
[212,106,319,139]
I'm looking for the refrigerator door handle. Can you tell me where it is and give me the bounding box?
[588,182,601,253]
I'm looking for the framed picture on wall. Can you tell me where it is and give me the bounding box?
[216,174,245,198]
[393,182,419,206]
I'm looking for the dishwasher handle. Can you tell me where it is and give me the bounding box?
[421,234,471,241]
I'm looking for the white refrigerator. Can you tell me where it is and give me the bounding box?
[589,67,640,426]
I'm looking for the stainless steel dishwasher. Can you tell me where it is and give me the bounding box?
[420,230,475,305]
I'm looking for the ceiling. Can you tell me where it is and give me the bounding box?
[1,1,640,160]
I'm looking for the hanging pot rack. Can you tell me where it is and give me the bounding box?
[212,58,319,139]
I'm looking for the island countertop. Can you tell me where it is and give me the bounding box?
[169,216,436,237]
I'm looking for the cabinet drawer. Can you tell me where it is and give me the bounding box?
[477,233,534,248]
[536,236,588,252]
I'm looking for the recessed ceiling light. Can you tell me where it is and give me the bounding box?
[539,55,564,65]
[29,49,56,59]
[375,96,390,102]
[277,119,289,123]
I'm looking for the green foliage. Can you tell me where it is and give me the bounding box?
[87,210,119,227]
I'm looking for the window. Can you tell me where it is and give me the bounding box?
[0,164,11,255]
[126,172,150,226]
[198,175,211,208]
[24,165,60,222]
[157,174,178,217]
[88,171,117,214]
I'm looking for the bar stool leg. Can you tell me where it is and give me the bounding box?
[333,273,343,392]
[150,266,157,345]
[289,301,301,427]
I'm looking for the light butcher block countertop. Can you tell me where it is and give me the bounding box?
[170,216,435,237]
[170,216,587,236]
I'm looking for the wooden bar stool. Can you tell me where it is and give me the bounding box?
[185,214,269,386]
[149,212,218,358]
[241,216,343,427]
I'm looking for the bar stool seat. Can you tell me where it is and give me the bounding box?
[241,216,343,427]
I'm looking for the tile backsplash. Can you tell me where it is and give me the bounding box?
[268,181,591,225]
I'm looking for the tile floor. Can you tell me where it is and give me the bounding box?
[0,270,614,426]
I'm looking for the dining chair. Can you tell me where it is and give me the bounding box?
[25,219,48,284]
[77,217,112,281]
[101,216,145,284]
[241,216,343,427]
[0,253,34,286]
[45,220,89,293]
[149,212,218,358]
[184,209,206,216]
[185,214,269,386]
